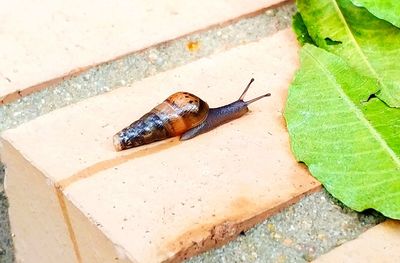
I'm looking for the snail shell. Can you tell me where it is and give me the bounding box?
[113,92,209,151]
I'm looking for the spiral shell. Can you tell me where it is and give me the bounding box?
[113,92,209,150]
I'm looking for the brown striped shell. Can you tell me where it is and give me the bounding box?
[151,92,209,136]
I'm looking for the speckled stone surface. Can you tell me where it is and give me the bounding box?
[0,2,385,262]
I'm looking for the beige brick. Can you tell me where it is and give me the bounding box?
[0,0,287,104]
[314,221,400,263]
[1,29,319,262]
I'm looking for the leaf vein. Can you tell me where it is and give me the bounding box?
[303,47,400,168]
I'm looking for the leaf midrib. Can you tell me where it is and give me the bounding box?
[330,0,386,89]
[304,47,400,167]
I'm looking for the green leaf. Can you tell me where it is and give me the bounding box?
[285,44,400,219]
[297,0,400,107]
[351,0,400,28]
[292,12,315,46]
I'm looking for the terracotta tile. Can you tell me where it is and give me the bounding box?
[314,220,400,263]
[0,0,287,104]
[1,29,320,262]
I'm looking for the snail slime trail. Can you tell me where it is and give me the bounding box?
[113,78,271,151]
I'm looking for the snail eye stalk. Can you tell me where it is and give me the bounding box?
[239,78,255,101]
[245,93,271,105]
[238,78,271,105]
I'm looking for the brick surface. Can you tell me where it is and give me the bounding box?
[314,220,400,263]
[1,29,320,262]
[0,0,287,104]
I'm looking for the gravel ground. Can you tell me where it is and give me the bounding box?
[0,164,14,263]
[0,2,385,262]
[187,190,384,263]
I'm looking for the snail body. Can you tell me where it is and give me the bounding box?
[113,79,270,151]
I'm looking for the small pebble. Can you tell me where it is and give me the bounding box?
[283,238,293,246]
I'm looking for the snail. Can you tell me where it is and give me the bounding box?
[113,78,270,151]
